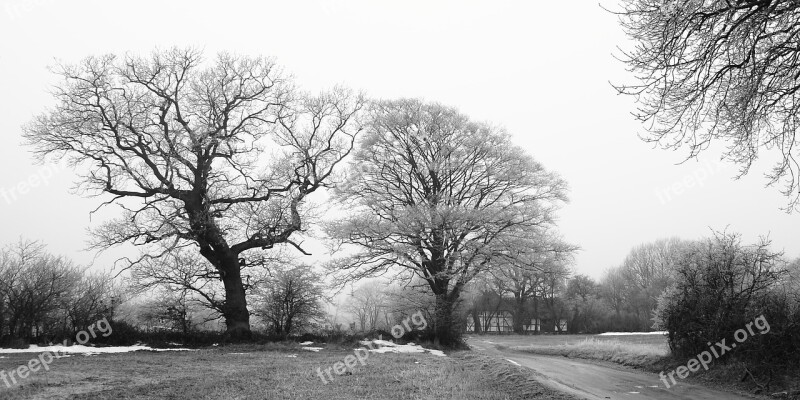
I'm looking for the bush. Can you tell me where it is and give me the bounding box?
[654,231,799,374]
[7,338,29,349]
[90,320,143,346]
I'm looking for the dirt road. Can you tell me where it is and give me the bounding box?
[467,336,754,400]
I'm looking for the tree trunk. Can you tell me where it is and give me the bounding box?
[570,305,580,333]
[433,293,460,346]
[482,311,493,332]
[0,303,5,341]
[181,310,189,343]
[470,308,481,333]
[546,298,563,333]
[285,316,293,337]
[512,295,526,334]
[219,256,251,341]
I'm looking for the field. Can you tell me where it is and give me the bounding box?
[0,343,574,400]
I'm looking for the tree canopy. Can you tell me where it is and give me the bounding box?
[615,0,800,210]
[23,48,364,338]
[328,99,569,344]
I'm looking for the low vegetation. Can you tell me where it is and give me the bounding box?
[0,345,574,399]
[654,232,800,392]
[513,337,668,369]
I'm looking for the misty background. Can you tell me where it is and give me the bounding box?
[1,0,797,279]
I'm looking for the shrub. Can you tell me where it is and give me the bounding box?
[654,231,799,375]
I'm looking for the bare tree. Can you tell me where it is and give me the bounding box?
[58,271,118,333]
[139,288,201,341]
[596,238,686,330]
[0,240,82,341]
[0,252,8,340]
[621,238,683,291]
[380,281,437,332]
[255,265,326,337]
[654,230,786,357]
[539,259,571,333]
[619,238,685,328]
[345,282,388,332]
[23,48,364,338]
[785,257,800,302]
[328,99,569,345]
[566,274,601,333]
[567,275,597,302]
[599,267,627,317]
[128,246,268,319]
[489,232,577,333]
[614,0,800,210]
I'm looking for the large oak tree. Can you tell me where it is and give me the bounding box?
[328,99,569,345]
[23,48,364,339]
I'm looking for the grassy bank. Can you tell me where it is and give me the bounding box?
[0,343,575,399]
[512,337,669,369]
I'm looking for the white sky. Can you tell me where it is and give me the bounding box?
[0,0,798,280]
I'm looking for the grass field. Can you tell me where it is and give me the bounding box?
[0,342,575,399]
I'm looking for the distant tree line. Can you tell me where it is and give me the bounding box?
[0,240,118,347]
[461,232,800,348]
[458,237,681,334]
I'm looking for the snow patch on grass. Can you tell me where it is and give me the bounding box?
[360,339,446,357]
[0,344,194,354]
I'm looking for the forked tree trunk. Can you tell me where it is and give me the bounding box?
[471,308,481,333]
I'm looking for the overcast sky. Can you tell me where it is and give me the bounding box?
[0,0,797,280]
